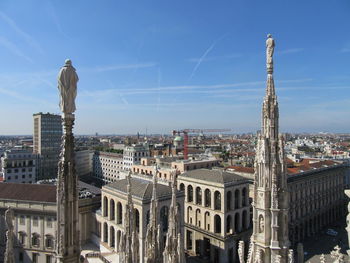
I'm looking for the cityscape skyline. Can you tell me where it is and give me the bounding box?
[0,1,349,135]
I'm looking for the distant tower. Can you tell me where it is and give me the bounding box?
[250,34,290,262]
[33,112,62,180]
[56,59,80,263]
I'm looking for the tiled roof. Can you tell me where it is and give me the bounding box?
[180,169,247,184]
[0,183,56,203]
[226,166,254,174]
[104,178,172,200]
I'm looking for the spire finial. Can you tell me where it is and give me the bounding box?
[266,34,275,74]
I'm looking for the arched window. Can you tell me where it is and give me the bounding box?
[226,215,232,234]
[110,199,115,220]
[234,189,240,209]
[195,209,201,227]
[134,209,140,233]
[103,223,108,243]
[117,202,123,224]
[146,210,150,225]
[32,233,40,247]
[204,212,210,231]
[45,235,54,248]
[110,226,115,248]
[205,189,211,207]
[187,206,193,224]
[242,210,248,229]
[214,215,221,234]
[227,191,232,211]
[214,191,221,210]
[188,185,193,202]
[242,188,247,207]
[234,213,240,233]
[117,230,121,251]
[103,196,108,217]
[179,183,185,192]
[160,206,169,232]
[196,187,202,205]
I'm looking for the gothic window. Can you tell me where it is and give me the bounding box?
[196,187,202,205]
[227,191,232,211]
[187,206,193,224]
[214,191,221,210]
[214,215,221,234]
[187,185,193,202]
[205,189,211,207]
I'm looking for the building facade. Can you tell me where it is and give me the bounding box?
[95,177,185,263]
[1,149,36,184]
[93,151,125,183]
[33,113,62,180]
[0,182,100,263]
[123,144,150,170]
[75,150,94,178]
[178,169,251,263]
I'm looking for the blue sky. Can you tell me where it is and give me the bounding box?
[0,0,349,135]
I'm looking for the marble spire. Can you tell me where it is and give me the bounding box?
[120,171,139,263]
[248,34,290,263]
[145,165,162,263]
[56,59,80,263]
[4,207,15,263]
[163,171,185,263]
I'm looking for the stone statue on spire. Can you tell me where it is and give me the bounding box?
[266,34,275,73]
[58,59,78,116]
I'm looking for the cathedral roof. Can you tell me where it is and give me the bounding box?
[105,177,173,200]
[179,169,247,185]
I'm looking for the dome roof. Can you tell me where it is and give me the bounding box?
[174,136,183,142]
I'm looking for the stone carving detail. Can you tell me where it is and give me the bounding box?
[56,59,80,263]
[330,245,344,263]
[163,171,184,263]
[144,166,162,263]
[345,190,350,256]
[58,59,78,115]
[4,207,15,263]
[120,171,139,263]
[238,240,245,263]
[288,249,294,263]
[320,254,326,263]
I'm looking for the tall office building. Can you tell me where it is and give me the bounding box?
[33,112,62,180]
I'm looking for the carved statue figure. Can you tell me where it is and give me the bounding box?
[266,34,275,72]
[4,207,15,263]
[58,59,79,114]
[259,215,264,233]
